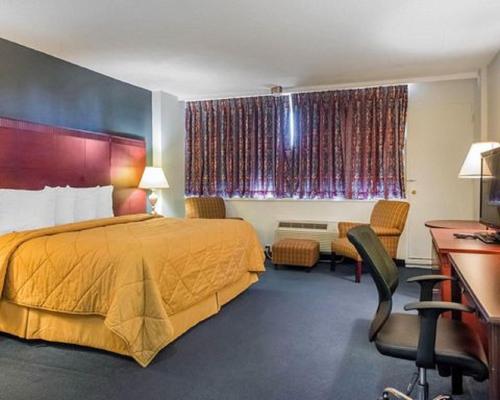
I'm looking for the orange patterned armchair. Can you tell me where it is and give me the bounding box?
[185,196,242,219]
[331,200,410,283]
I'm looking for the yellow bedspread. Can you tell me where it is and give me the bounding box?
[0,214,264,366]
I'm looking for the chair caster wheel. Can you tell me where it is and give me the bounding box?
[379,388,413,400]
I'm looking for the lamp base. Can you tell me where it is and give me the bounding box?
[148,191,159,215]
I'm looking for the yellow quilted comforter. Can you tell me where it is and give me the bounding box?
[0,214,264,366]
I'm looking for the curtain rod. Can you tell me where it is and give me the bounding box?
[179,71,478,102]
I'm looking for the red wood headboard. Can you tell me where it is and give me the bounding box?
[0,117,147,215]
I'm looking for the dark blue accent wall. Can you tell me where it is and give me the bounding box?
[0,38,152,160]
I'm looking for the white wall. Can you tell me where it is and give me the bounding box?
[226,198,374,244]
[152,91,185,217]
[154,80,478,263]
[488,51,500,141]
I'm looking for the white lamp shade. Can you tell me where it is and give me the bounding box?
[458,142,500,178]
[139,167,169,189]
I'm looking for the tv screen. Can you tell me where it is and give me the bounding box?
[480,147,500,229]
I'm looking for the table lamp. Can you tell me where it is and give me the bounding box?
[139,166,169,215]
[458,142,500,178]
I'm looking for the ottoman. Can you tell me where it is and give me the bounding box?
[272,238,320,271]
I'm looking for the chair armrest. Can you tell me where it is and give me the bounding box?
[371,226,401,236]
[338,222,365,237]
[407,275,454,283]
[404,301,475,369]
[404,301,474,314]
[407,275,456,301]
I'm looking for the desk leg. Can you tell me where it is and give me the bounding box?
[489,324,500,400]
[438,253,452,303]
[450,268,461,319]
[450,265,464,395]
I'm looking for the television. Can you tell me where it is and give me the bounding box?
[479,147,500,242]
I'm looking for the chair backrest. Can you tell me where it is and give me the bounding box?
[185,196,226,219]
[370,200,410,232]
[347,225,400,341]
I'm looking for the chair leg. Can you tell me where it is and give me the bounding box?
[330,252,336,271]
[415,368,429,400]
[380,368,452,400]
[355,260,362,283]
[451,367,463,395]
[380,388,413,400]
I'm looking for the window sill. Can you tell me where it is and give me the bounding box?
[223,198,379,203]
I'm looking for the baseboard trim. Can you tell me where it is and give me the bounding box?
[406,264,433,270]
[406,257,433,266]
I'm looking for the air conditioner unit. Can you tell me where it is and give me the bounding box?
[274,220,339,253]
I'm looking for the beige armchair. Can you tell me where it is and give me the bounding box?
[185,196,242,220]
[331,200,410,283]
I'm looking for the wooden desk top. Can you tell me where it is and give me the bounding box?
[430,228,500,254]
[449,253,500,324]
[425,220,485,230]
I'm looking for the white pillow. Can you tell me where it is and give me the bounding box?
[72,186,99,222]
[0,188,56,235]
[96,185,114,219]
[45,186,76,225]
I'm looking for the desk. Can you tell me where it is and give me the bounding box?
[430,228,500,304]
[449,253,500,400]
[425,220,485,230]
[429,228,500,395]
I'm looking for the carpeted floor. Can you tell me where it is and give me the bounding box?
[0,261,489,400]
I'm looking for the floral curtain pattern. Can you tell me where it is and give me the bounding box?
[291,85,408,199]
[185,96,290,198]
[185,85,408,200]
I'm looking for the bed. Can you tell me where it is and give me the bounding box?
[0,117,265,366]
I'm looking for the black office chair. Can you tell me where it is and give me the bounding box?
[347,225,488,400]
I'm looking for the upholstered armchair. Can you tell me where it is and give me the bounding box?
[185,196,242,220]
[331,200,410,283]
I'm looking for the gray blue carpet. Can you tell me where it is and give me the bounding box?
[0,261,488,400]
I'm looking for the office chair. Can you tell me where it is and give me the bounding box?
[346,225,488,400]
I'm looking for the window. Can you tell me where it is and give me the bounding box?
[185,85,408,200]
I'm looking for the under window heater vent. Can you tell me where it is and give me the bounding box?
[274,220,338,253]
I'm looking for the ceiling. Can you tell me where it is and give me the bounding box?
[1,0,500,99]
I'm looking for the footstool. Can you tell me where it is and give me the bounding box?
[272,239,320,271]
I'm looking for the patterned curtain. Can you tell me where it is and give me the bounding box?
[291,85,408,199]
[185,85,407,200]
[185,96,290,198]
